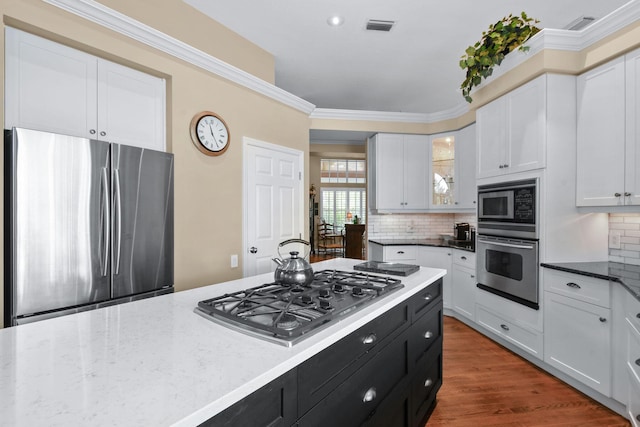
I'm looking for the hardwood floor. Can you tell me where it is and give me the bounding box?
[427,316,630,426]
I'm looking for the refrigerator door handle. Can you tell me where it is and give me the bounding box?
[101,167,110,277]
[114,168,122,275]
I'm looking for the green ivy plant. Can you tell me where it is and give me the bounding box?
[460,12,541,103]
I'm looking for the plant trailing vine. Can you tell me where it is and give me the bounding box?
[460,12,540,103]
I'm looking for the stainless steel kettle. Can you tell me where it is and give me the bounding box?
[272,239,314,286]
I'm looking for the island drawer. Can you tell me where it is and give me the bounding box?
[544,269,610,308]
[411,338,443,425]
[409,302,443,366]
[297,330,409,427]
[410,279,442,321]
[297,299,410,415]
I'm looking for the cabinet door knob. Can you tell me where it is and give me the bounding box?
[362,333,377,345]
[100,131,106,137]
[423,293,432,302]
[424,378,433,388]
[499,165,504,169]
[625,192,632,197]
[424,331,433,339]
[614,192,621,197]
[470,275,475,278]
[89,129,96,134]
[500,324,510,331]
[599,317,607,323]
[503,164,509,168]
[566,282,581,289]
[362,387,377,403]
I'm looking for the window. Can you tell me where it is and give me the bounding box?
[320,188,367,230]
[320,159,366,183]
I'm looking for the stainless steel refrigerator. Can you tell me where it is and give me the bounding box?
[4,127,174,326]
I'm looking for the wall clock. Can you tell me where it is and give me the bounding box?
[189,111,230,156]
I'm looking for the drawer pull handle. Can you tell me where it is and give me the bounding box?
[397,251,405,254]
[424,378,433,388]
[470,275,475,278]
[599,317,607,323]
[424,331,434,339]
[362,334,377,345]
[500,324,510,331]
[635,358,640,367]
[461,256,467,260]
[423,294,433,302]
[566,282,581,289]
[363,387,377,403]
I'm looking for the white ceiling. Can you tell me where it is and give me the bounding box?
[185,0,630,114]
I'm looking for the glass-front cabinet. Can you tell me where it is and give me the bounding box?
[429,124,477,211]
[431,134,456,207]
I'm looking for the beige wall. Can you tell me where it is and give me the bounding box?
[0,0,309,327]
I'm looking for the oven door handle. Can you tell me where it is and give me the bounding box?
[478,239,535,250]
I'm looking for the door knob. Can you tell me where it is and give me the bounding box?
[249,247,258,254]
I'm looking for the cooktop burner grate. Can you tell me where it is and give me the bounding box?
[195,269,404,346]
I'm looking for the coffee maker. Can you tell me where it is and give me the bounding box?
[454,223,470,241]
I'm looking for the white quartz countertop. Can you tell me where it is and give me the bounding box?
[0,258,445,427]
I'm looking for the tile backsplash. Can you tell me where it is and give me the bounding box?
[609,213,640,265]
[367,212,476,240]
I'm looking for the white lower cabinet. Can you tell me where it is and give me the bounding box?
[627,296,640,426]
[543,272,612,397]
[451,250,476,321]
[476,304,543,359]
[418,247,452,309]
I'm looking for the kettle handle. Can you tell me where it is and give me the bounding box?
[278,239,311,259]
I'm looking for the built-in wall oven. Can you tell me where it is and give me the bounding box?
[476,179,540,309]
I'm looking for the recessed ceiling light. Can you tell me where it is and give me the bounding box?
[327,15,344,27]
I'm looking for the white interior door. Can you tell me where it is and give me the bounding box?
[244,137,303,277]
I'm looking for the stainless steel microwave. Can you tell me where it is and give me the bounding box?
[477,179,537,239]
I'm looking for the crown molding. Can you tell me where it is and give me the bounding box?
[310,102,470,123]
[43,0,316,115]
[44,0,640,123]
[477,0,640,89]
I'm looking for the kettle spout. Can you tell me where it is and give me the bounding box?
[272,257,283,266]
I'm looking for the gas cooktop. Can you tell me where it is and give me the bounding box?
[194,269,404,346]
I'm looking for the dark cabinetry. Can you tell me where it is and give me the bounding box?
[201,368,297,426]
[204,280,443,427]
[345,224,366,259]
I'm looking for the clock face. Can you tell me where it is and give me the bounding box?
[190,112,230,156]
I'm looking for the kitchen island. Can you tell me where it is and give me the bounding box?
[0,258,445,426]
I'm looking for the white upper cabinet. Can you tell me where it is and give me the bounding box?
[476,74,546,179]
[369,133,429,212]
[576,56,626,206]
[5,28,166,151]
[576,47,640,207]
[454,124,477,209]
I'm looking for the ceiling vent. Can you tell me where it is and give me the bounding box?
[564,16,596,31]
[366,19,395,32]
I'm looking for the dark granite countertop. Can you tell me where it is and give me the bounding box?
[368,238,475,253]
[541,261,640,302]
